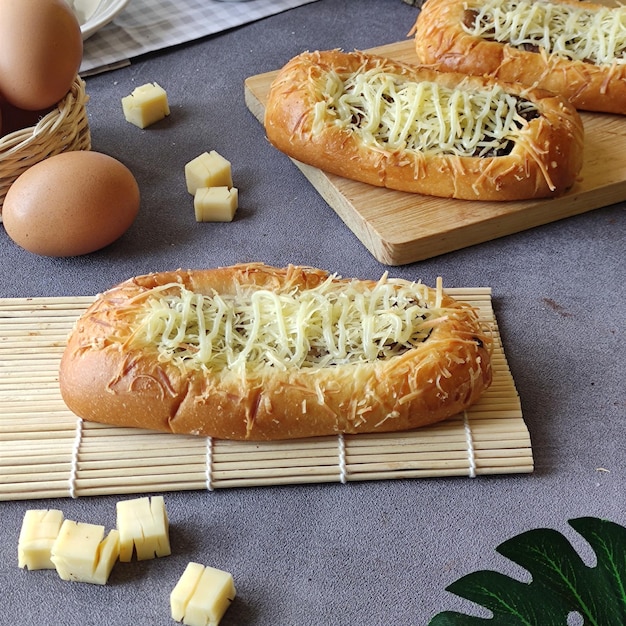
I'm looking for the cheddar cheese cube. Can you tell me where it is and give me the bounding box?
[18,509,64,570]
[50,520,120,585]
[171,562,236,626]
[116,495,171,562]
[194,186,238,222]
[122,82,170,129]
[185,151,233,195]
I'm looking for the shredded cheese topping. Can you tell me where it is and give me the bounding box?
[119,275,456,376]
[464,0,626,66]
[311,65,538,158]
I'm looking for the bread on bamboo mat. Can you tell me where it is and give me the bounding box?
[0,290,532,501]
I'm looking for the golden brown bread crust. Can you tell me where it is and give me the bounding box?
[413,0,626,114]
[263,49,584,201]
[59,263,493,441]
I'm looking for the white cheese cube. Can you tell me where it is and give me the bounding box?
[170,562,205,624]
[51,520,120,585]
[121,82,170,129]
[116,495,171,562]
[18,509,64,570]
[194,186,238,222]
[91,529,121,585]
[170,562,236,626]
[185,151,233,195]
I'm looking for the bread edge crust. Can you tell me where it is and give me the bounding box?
[263,48,584,201]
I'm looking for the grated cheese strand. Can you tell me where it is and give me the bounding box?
[311,64,538,158]
[119,277,465,376]
[464,0,626,66]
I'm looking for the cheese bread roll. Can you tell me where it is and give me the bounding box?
[59,264,492,441]
[263,49,583,201]
[413,0,626,114]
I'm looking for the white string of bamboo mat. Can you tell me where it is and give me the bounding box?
[337,433,348,484]
[68,418,83,499]
[0,289,533,501]
[463,411,477,479]
[205,437,214,492]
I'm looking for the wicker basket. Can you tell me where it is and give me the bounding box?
[0,75,91,218]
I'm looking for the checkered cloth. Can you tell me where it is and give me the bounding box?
[81,0,320,74]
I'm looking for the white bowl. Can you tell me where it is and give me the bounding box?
[71,0,130,40]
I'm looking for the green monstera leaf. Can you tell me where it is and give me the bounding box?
[429,517,626,626]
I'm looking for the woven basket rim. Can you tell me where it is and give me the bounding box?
[0,76,88,157]
[0,75,91,216]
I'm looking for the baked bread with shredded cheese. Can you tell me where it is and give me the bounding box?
[59,263,493,441]
[413,0,626,114]
[263,49,583,201]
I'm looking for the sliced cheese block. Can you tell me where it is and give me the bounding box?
[92,530,121,585]
[18,509,64,570]
[122,82,170,129]
[171,562,236,626]
[194,186,239,222]
[116,495,171,562]
[185,151,233,195]
[51,520,120,585]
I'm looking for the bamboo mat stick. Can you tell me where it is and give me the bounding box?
[1,375,61,384]
[0,290,533,500]
[0,336,69,347]
[0,432,527,467]
[0,296,94,307]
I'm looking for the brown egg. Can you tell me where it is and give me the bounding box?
[2,151,140,257]
[0,0,83,110]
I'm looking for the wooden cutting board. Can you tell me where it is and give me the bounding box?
[244,38,626,266]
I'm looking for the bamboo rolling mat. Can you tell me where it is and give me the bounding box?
[0,290,532,501]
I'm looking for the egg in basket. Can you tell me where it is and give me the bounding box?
[0,0,90,218]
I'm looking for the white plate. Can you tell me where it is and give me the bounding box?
[70,0,130,40]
